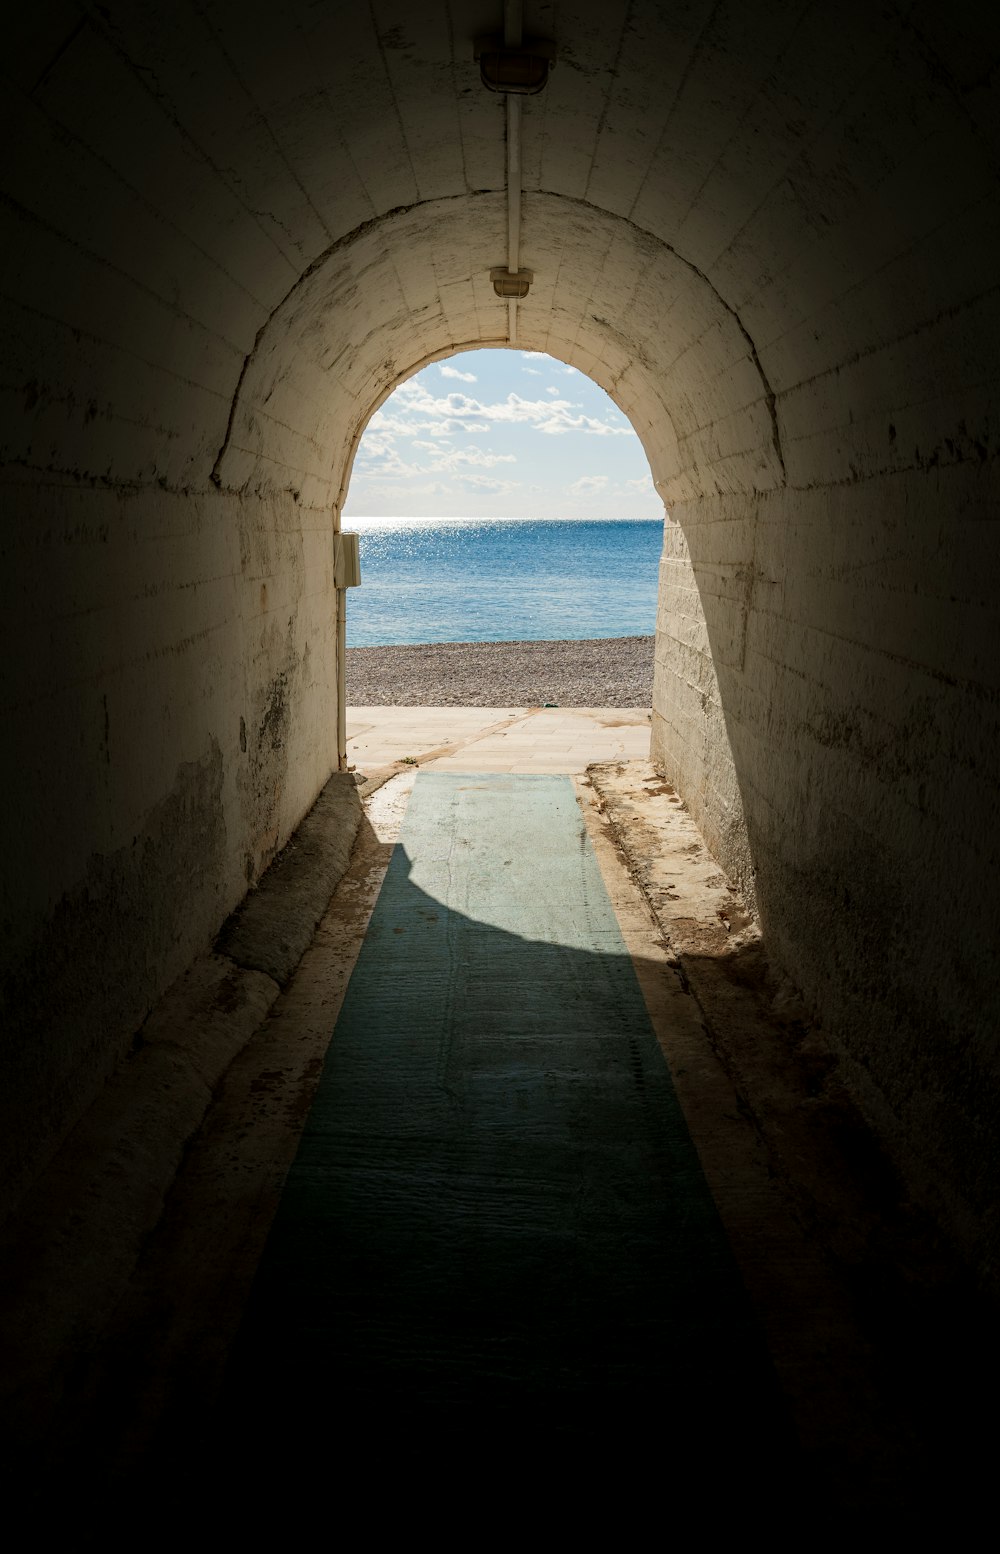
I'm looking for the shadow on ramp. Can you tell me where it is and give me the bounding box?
[214,773,791,1490]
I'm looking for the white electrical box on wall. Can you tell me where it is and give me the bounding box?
[333,530,361,588]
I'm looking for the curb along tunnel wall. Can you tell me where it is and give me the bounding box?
[1,3,997,1271]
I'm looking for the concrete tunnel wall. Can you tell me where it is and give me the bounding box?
[1,2,998,1264]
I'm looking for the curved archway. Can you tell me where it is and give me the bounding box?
[338,346,666,680]
[207,192,776,915]
[211,192,782,510]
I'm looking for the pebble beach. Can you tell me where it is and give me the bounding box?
[346,635,655,707]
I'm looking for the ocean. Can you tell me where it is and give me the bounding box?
[342,517,663,647]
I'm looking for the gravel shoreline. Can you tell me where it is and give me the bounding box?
[346,636,654,707]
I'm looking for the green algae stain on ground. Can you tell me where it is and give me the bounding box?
[223,772,792,1478]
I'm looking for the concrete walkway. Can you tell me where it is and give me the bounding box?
[347,704,652,773]
[0,709,988,1530]
[219,771,790,1485]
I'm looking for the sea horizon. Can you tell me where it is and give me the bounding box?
[344,514,663,648]
[344,512,663,525]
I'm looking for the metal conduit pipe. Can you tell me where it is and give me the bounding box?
[506,97,521,343]
[505,0,522,344]
[334,516,347,771]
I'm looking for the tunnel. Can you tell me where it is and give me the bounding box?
[2,0,998,1296]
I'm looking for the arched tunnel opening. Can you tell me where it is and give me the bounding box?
[1,0,998,1513]
[339,346,663,678]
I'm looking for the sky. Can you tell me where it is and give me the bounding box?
[343,348,662,520]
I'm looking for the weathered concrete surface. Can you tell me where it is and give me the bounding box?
[654,465,1000,1265]
[1,777,408,1519]
[217,772,363,984]
[347,704,652,775]
[585,760,994,1503]
[0,764,365,1467]
[2,767,990,1526]
[589,760,913,1258]
[0,952,279,1454]
[651,516,755,911]
[216,771,796,1493]
[2,1,999,1274]
[0,479,339,1220]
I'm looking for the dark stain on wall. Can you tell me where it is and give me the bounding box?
[0,738,226,1221]
[243,620,303,882]
[258,671,288,755]
[245,669,289,876]
[754,804,1000,1255]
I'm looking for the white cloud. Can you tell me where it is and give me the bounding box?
[455,474,517,494]
[434,445,516,471]
[355,431,515,483]
[365,412,419,437]
[384,383,633,438]
[349,478,449,501]
[346,355,659,518]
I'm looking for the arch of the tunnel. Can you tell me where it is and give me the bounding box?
[211,190,784,515]
[210,186,775,917]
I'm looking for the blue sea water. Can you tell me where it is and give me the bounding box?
[343,517,662,646]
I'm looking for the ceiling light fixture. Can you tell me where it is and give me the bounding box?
[473,35,556,95]
[490,267,533,299]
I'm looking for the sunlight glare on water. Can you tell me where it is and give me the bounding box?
[345,516,662,647]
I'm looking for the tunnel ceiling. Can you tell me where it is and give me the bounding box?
[6,1,998,511]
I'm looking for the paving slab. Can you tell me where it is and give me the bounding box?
[346,704,652,773]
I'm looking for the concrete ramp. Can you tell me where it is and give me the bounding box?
[220,773,791,1483]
